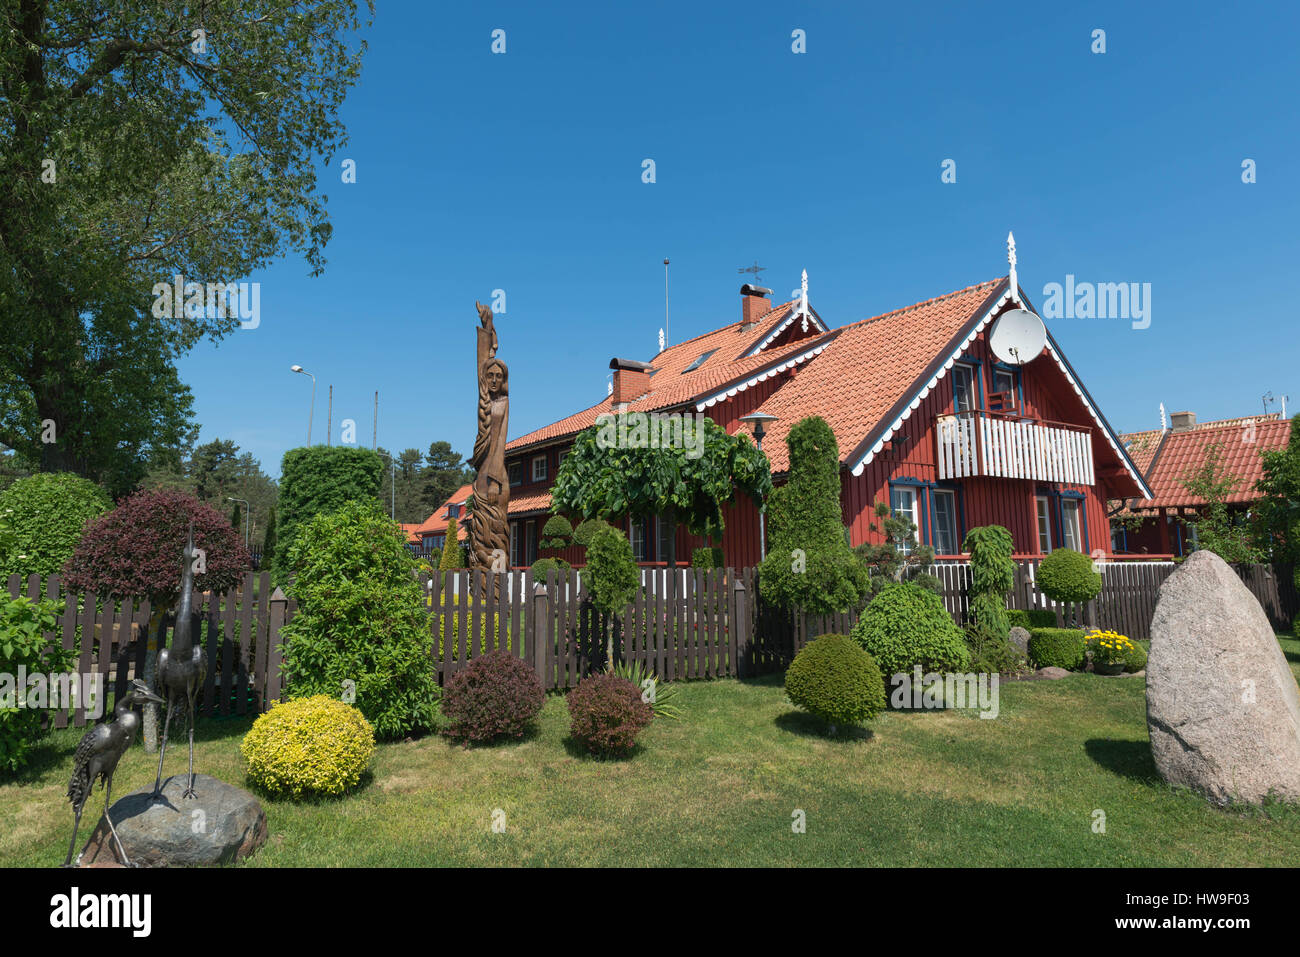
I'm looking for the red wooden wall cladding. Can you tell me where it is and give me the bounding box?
[14,561,1294,726]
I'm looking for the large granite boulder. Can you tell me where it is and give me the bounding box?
[1147,550,1300,806]
[78,774,267,866]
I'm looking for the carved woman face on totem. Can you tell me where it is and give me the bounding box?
[483,359,507,398]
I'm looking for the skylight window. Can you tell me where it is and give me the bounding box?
[682,349,717,373]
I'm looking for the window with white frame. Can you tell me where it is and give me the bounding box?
[531,455,547,482]
[932,489,959,555]
[890,486,918,555]
[952,363,977,414]
[630,517,647,561]
[1061,499,1082,552]
[1035,496,1053,554]
[656,517,674,564]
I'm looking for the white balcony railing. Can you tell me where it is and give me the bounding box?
[936,412,1095,485]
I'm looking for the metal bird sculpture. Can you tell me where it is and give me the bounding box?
[64,679,165,867]
[152,524,207,800]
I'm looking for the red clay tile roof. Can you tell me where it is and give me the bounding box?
[1119,429,1165,476]
[509,488,552,515]
[737,279,1006,473]
[504,300,829,452]
[414,483,474,537]
[1122,416,1291,511]
[398,523,422,544]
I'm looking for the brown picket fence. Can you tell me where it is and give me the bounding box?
[6,572,291,729]
[13,560,1295,727]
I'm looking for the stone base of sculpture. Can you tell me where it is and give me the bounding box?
[76,774,267,867]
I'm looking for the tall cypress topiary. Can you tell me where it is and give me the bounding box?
[758,416,868,614]
[962,525,1015,640]
[439,517,462,570]
[273,446,383,582]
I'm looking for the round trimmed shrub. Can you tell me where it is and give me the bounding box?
[441,649,544,744]
[849,583,971,677]
[1028,627,1086,670]
[541,514,574,549]
[567,672,654,756]
[572,517,612,547]
[241,696,375,799]
[530,556,571,580]
[785,633,886,729]
[0,473,110,580]
[1007,608,1058,630]
[1036,548,1102,604]
[1121,639,1148,673]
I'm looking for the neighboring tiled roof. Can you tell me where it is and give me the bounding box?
[1119,429,1165,476]
[732,279,1005,473]
[1121,416,1291,511]
[414,483,474,537]
[509,488,552,515]
[398,523,422,544]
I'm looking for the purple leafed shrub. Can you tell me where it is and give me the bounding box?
[441,650,545,744]
[567,673,653,757]
[62,487,250,604]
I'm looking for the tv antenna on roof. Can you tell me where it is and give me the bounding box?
[738,261,767,283]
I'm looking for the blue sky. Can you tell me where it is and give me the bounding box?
[178,0,1299,484]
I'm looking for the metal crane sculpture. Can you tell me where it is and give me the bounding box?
[152,525,207,800]
[64,679,165,867]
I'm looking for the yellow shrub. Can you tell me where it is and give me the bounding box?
[241,695,375,799]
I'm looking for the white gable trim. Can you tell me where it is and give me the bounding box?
[846,290,1152,499]
[742,306,828,357]
[695,342,830,411]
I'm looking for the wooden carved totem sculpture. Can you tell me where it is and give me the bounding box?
[469,301,509,594]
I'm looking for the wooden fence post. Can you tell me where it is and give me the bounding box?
[265,587,288,707]
[531,581,550,688]
[732,576,749,678]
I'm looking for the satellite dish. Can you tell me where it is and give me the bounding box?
[988,308,1046,365]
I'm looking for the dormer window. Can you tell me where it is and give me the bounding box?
[682,349,717,373]
[447,504,460,519]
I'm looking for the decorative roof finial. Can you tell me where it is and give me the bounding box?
[658,328,665,354]
[1159,401,1167,431]
[800,269,809,333]
[1007,231,1020,303]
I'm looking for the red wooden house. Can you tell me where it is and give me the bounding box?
[501,264,1151,568]
[413,483,473,552]
[1113,411,1291,557]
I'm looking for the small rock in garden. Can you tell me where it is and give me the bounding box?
[1036,666,1070,679]
[78,774,267,867]
[1009,626,1031,655]
[1147,550,1300,807]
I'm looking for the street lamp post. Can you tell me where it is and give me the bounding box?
[290,365,316,445]
[738,412,779,560]
[227,496,251,551]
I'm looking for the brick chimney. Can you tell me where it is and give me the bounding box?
[740,283,773,329]
[609,357,652,408]
[1170,410,1196,433]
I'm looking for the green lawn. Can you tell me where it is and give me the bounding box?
[5,634,1299,867]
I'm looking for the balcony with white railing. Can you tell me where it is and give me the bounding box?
[936,411,1096,485]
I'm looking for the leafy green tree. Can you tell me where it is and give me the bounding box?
[0,1,373,493]
[421,441,474,515]
[0,473,110,580]
[584,525,640,665]
[279,501,439,740]
[759,417,868,614]
[274,447,382,582]
[550,414,771,567]
[1180,443,1261,563]
[142,438,278,542]
[1253,414,1300,589]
